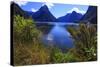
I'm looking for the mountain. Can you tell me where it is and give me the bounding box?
[81,6,97,24]
[11,2,33,18]
[25,11,34,17]
[32,5,56,22]
[57,11,83,22]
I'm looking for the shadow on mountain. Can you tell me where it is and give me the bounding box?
[80,6,97,24]
[32,5,56,22]
[57,11,83,22]
[11,2,33,19]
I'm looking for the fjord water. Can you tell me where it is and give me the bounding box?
[39,22,77,50]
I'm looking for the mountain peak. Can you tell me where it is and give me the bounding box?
[72,11,77,13]
[38,5,49,12]
[41,5,48,9]
[57,10,83,22]
[32,4,56,22]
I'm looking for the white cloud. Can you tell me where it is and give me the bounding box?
[31,8,37,12]
[67,7,86,14]
[14,0,28,6]
[42,2,54,9]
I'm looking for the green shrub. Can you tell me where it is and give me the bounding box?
[50,48,64,63]
[63,49,81,62]
[13,15,50,65]
[13,15,42,44]
[68,23,97,61]
[50,47,80,63]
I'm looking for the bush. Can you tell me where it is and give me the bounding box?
[50,47,64,63]
[13,15,42,44]
[13,15,50,65]
[50,47,79,63]
[68,23,97,61]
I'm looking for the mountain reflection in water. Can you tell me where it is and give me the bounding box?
[40,22,77,50]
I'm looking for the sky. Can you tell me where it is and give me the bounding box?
[14,1,89,18]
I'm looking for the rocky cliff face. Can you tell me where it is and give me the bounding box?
[81,6,97,24]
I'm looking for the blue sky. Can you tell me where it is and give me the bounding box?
[15,1,89,18]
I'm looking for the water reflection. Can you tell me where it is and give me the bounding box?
[42,23,74,49]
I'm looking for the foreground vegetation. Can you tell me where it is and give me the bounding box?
[68,23,97,61]
[13,15,97,66]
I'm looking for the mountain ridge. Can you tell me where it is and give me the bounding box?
[32,5,56,22]
[11,2,33,19]
[80,6,97,24]
[11,2,97,23]
[57,11,83,22]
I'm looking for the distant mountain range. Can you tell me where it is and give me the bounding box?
[11,2,97,24]
[57,11,83,22]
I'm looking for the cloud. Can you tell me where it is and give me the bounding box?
[31,8,37,12]
[14,0,28,6]
[42,2,54,8]
[67,7,86,14]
